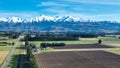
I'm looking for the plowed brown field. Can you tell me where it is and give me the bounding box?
[35,51,120,68]
[52,44,113,49]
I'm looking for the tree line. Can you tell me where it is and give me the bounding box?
[24,35,38,68]
[40,43,65,48]
[0,42,14,46]
[24,33,98,41]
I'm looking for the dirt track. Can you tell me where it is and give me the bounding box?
[35,51,120,68]
[52,44,113,49]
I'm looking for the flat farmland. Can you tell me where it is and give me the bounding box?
[0,39,16,51]
[99,37,120,47]
[0,46,12,51]
[0,39,16,43]
[35,51,120,68]
[0,36,17,67]
[52,44,113,49]
[0,51,9,64]
[106,48,120,55]
[0,46,12,67]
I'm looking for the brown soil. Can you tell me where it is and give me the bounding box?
[52,44,113,49]
[35,51,120,68]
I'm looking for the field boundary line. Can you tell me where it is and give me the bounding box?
[53,48,118,52]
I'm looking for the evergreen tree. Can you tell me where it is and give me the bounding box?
[98,39,102,44]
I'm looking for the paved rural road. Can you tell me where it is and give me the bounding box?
[16,42,25,68]
[53,48,118,52]
[16,44,22,68]
[1,36,22,68]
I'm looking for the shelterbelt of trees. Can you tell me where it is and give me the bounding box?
[40,43,65,48]
[24,33,98,41]
[0,31,20,39]
[25,35,38,68]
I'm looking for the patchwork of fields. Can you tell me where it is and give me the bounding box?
[0,36,16,67]
[0,35,120,68]
[34,36,120,68]
[99,37,120,47]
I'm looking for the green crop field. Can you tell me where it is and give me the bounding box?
[99,36,120,55]
[0,46,12,51]
[0,39,16,51]
[0,39,16,43]
[98,36,120,47]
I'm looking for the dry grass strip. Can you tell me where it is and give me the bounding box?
[0,51,9,64]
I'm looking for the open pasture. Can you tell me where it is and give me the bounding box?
[0,35,16,51]
[0,46,12,51]
[106,48,120,55]
[99,36,120,47]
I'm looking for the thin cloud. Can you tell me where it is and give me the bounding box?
[0,12,40,18]
[43,8,67,13]
[37,2,68,7]
[43,8,120,22]
[0,11,120,22]
[66,0,120,5]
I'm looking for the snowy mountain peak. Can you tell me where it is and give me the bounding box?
[0,15,87,23]
[0,17,23,23]
[7,17,23,23]
[54,15,85,22]
[26,15,54,22]
[0,18,8,22]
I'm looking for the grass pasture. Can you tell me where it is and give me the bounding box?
[0,36,16,51]
[0,39,16,43]
[0,37,8,40]
[99,36,120,47]
[0,46,12,51]
[106,48,120,55]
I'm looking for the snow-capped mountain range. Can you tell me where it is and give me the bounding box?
[0,15,89,23]
[0,15,120,34]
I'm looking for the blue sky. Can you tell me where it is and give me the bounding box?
[0,0,120,22]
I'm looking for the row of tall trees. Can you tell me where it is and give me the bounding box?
[0,42,14,46]
[24,33,99,41]
[24,35,38,68]
[0,31,20,40]
[40,43,65,48]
